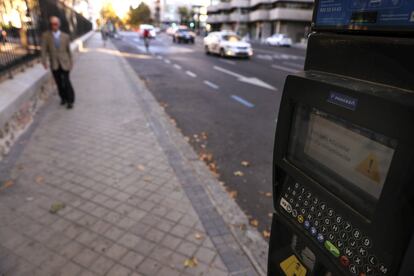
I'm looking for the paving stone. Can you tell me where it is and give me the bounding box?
[59,262,83,276]
[90,255,115,274]
[73,248,99,267]
[105,243,129,260]
[106,264,132,276]
[120,250,145,270]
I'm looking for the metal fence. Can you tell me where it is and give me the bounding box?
[0,0,92,78]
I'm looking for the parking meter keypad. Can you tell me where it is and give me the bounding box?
[280,182,388,275]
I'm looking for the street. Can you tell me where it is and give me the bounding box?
[112,32,307,233]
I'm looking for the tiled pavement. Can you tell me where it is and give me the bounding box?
[0,34,265,275]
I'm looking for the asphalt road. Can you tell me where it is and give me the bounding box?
[111,32,307,235]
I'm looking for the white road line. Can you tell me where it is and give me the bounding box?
[282,61,303,69]
[164,59,171,64]
[173,64,182,70]
[271,64,299,74]
[231,95,255,108]
[204,80,219,90]
[219,59,236,65]
[186,71,197,78]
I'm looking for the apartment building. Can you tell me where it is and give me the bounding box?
[206,0,314,42]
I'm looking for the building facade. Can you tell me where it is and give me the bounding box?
[206,0,314,42]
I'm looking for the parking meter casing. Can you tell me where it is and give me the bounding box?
[267,1,414,275]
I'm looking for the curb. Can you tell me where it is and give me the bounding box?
[109,40,269,275]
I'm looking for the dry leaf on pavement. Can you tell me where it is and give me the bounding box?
[263,230,271,239]
[241,161,250,167]
[228,190,238,199]
[250,219,259,227]
[184,257,198,268]
[265,192,272,197]
[49,202,66,214]
[0,180,14,191]
[35,176,45,184]
[143,176,152,182]
[234,171,244,177]
[136,165,145,171]
[194,233,204,240]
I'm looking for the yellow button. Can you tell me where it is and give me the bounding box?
[297,215,304,224]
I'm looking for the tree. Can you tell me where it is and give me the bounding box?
[177,6,191,24]
[100,2,118,23]
[127,2,152,27]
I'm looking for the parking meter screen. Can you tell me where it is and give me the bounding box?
[288,105,397,201]
[315,0,414,31]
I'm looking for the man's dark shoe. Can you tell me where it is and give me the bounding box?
[67,103,73,109]
[60,100,66,106]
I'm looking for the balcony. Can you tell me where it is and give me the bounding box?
[269,7,313,21]
[249,9,270,21]
[207,5,219,13]
[230,0,250,8]
[217,2,232,11]
[229,12,250,22]
[250,0,272,7]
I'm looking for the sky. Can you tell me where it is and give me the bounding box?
[87,0,211,20]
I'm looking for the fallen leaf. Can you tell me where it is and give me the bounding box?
[200,144,206,149]
[265,192,272,197]
[0,180,14,191]
[143,176,152,182]
[194,233,204,240]
[26,197,34,201]
[200,132,208,140]
[241,161,250,167]
[49,202,66,214]
[35,176,45,184]
[199,153,213,163]
[184,257,198,268]
[250,219,259,227]
[136,165,145,171]
[193,134,198,139]
[234,171,244,177]
[184,136,190,142]
[228,190,238,199]
[263,230,271,239]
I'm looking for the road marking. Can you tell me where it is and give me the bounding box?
[271,64,299,74]
[283,61,303,69]
[156,55,163,59]
[204,80,219,90]
[231,95,254,108]
[257,54,273,61]
[173,64,182,70]
[186,71,197,78]
[213,66,277,91]
[164,59,171,64]
[219,59,236,65]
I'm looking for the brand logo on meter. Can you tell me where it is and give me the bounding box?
[327,92,358,110]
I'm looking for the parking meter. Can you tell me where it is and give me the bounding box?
[267,1,414,276]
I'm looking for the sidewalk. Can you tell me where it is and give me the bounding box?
[0,34,267,276]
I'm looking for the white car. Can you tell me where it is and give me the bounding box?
[265,34,293,47]
[204,32,253,58]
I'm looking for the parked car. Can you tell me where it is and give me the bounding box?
[265,34,293,47]
[204,31,253,58]
[173,28,195,44]
[139,24,156,39]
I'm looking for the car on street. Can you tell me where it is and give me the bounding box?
[173,28,195,44]
[204,31,253,58]
[265,34,293,47]
[139,24,156,39]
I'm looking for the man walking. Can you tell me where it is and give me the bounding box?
[41,16,75,109]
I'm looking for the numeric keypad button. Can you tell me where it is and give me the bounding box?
[299,187,305,194]
[353,256,362,266]
[349,239,357,248]
[313,219,320,228]
[327,233,335,242]
[344,247,354,258]
[320,225,328,234]
[304,200,309,207]
[358,247,368,257]
[316,211,323,218]
[305,192,312,199]
[323,218,331,226]
[344,221,352,232]
[312,197,319,205]
[364,264,374,275]
[331,224,339,233]
[379,264,388,274]
[309,206,316,213]
[336,240,345,249]
[294,183,300,189]
[362,237,372,248]
[319,202,327,211]
[327,209,335,217]
[368,255,377,266]
[352,229,362,240]
[335,216,343,225]
[349,264,358,275]
[339,231,348,240]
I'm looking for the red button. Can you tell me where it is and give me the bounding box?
[340,255,350,267]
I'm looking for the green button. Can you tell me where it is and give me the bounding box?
[324,241,340,258]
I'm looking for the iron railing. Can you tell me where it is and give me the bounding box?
[0,0,92,79]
